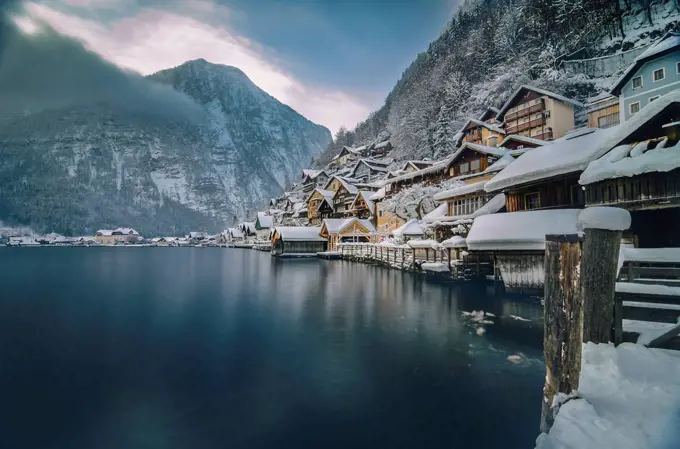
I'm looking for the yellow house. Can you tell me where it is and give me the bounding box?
[94,228,141,245]
[306,188,335,224]
[458,118,506,148]
[320,218,376,251]
[330,146,360,167]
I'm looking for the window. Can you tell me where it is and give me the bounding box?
[544,110,551,118]
[677,62,680,74]
[631,76,643,89]
[629,101,641,115]
[378,210,383,217]
[598,113,620,129]
[570,185,585,206]
[649,95,660,103]
[524,192,540,210]
[471,159,481,171]
[653,68,665,82]
[459,162,470,173]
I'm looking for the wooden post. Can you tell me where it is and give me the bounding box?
[581,228,622,344]
[541,234,583,434]
[401,248,404,270]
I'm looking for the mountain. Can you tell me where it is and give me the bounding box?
[315,0,680,166]
[0,20,331,236]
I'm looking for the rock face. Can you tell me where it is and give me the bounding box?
[0,59,331,236]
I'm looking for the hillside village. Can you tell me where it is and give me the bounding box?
[224,32,680,290]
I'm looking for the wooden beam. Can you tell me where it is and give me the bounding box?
[541,234,583,434]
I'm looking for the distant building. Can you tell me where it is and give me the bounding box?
[497,85,583,141]
[586,94,620,129]
[611,32,680,122]
[94,228,140,244]
[457,118,505,148]
[370,140,393,158]
[348,159,390,182]
[300,170,329,193]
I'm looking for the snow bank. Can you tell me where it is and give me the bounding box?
[616,282,680,298]
[467,209,581,251]
[393,219,424,238]
[579,207,631,231]
[422,203,447,221]
[421,262,449,272]
[619,247,680,264]
[580,139,680,185]
[536,342,680,449]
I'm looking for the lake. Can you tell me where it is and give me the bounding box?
[0,247,545,449]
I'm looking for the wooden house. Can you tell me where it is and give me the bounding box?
[349,191,376,221]
[94,228,141,244]
[349,159,390,182]
[332,178,360,218]
[271,226,327,257]
[320,218,376,251]
[497,85,583,141]
[498,135,546,155]
[478,107,500,124]
[383,159,450,195]
[586,94,620,129]
[457,118,505,148]
[370,140,393,158]
[580,94,680,247]
[444,142,507,184]
[331,146,361,166]
[306,188,335,225]
[402,160,434,172]
[301,170,329,193]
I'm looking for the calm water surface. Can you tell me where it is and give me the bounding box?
[0,247,544,449]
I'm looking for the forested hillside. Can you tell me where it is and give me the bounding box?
[315,0,680,166]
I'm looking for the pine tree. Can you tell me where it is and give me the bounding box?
[432,104,456,158]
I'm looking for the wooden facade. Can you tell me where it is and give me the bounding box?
[333,184,357,217]
[350,192,374,220]
[460,120,504,148]
[505,175,585,212]
[584,169,680,211]
[320,219,375,251]
[307,189,331,224]
[587,101,620,129]
[447,148,493,177]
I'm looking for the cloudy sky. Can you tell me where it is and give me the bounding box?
[11,0,457,133]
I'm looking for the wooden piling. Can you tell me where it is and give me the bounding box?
[581,228,622,344]
[541,234,583,434]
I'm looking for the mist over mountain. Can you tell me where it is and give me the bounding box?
[0,10,331,236]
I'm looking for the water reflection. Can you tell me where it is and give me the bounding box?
[0,247,545,449]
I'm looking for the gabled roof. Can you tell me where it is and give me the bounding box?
[498,134,547,148]
[374,140,392,150]
[611,32,680,96]
[320,218,376,235]
[316,196,334,212]
[478,106,500,122]
[393,219,424,238]
[349,191,375,214]
[447,142,507,166]
[486,90,680,193]
[301,169,328,181]
[324,176,359,195]
[331,146,362,160]
[350,159,390,177]
[434,180,488,201]
[227,227,244,238]
[305,188,335,203]
[497,85,584,119]
[402,160,434,171]
[256,212,273,229]
[459,118,505,135]
[273,226,325,242]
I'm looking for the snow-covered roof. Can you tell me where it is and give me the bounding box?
[227,227,244,238]
[239,222,256,234]
[407,239,440,249]
[497,85,584,119]
[422,203,447,221]
[331,176,358,195]
[114,227,139,235]
[369,186,386,201]
[350,191,375,213]
[466,209,581,251]
[441,236,467,249]
[434,180,488,201]
[488,91,680,193]
[305,188,335,203]
[316,197,334,212]
[382,159,450,185]
[485,152,515,173]
[452,142,507,159]
[96,229,113,236]
[402,160,434,171]
[302,169,320,178]
[256,212,274,229]
[580,137,680,185]
[374,140,392,150]
[350,159,390,177]
[459,118,505,135]
[611,32,680,96]
[498,134,547,148]
[273,226,325,241]
[393,219,425,238]
[424,193,506,224]
[478,106,500,121]
[321,218,375,234]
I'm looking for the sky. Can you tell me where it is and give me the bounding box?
[9,0,457,133]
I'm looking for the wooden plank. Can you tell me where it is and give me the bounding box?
[646,323,680,348]
[614,299,623,345]
[622,301,680,311]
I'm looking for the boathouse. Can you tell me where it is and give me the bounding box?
[271,227,326,257]
[320,218,376,251]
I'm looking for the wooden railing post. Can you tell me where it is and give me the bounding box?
[541,234,583,434]
[579,207,630,344]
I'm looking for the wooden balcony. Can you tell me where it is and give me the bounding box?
[505,116,546,134]
[534,128,553,140]
[505,101,545,123]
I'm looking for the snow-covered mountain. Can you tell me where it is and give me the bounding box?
[0,22,331,236]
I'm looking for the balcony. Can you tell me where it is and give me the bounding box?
[534,128,553,140]
[505,116,546,134]
[505,101,545,123]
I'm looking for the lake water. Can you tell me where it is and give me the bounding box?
[0,247,545,449]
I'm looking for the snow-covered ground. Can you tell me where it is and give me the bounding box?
[535,343,680,449]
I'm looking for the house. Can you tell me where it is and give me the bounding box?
[498,135,547,155]
[349,191,375,221]
[586,93,620,129]
[301,170,330,193]
[444,142,508,183]
[478,106,500,124]
[331,178,359,218]
[371,187,404,234]
[271,226,327,257]
[349,159,390,182]
[238,222,257,237]
[255,212,273,231]
[383,159,450,195]
[497,85,583,141]
[579,92,680,248]
[370,140,393,158]
[611,32,680,122]
[319,218,376,251]
[401,160,434,173]
[331,146,362,166]
[306,188,335,225]
[225,228,244,242]
[392,219,425,241]
[457,118,505,148]
[94,228,140,245]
